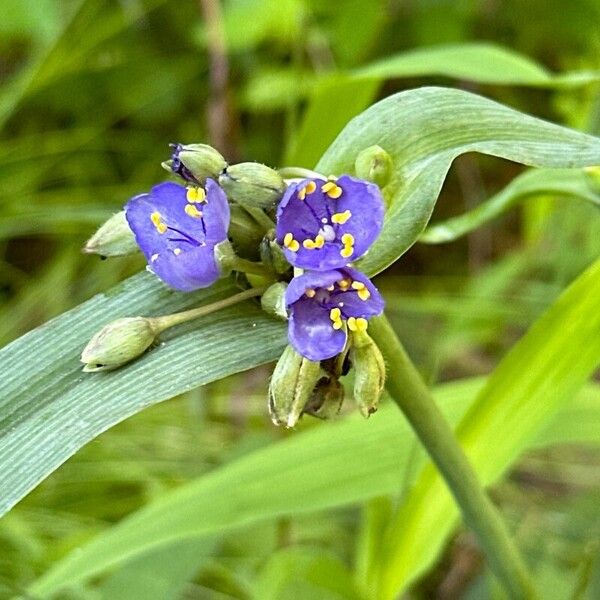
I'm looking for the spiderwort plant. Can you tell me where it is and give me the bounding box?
[83,150,389,423]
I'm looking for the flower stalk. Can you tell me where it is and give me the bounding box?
[148,287,266,332]
[368,314,537,600]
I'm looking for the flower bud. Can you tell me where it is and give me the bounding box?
[212,240,236,276]
[164,143,227,185]
[229,205,265,259]
[303,376,345,420]
[219,162,286,210]
[82,211,139,257]
[349,331,386,418]
[81,317,158,372]
[260,282,288,320]
[583,166,600,194]
[268,345,323,427]
[260,233,292,274]
[354,145,393,189]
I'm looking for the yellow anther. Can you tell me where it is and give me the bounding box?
[305,181,317,194]
[173,248,182,256]
[314,234,325,248]
[298,187,307,200]
[186,187,206,203]
[150,211,167,234]
[185,204,203,218]
[340,246,353,258]
[321,181,343,198]
[284,232,301,251]
[329,307,343,329]
[347,317,368,332]
[305,288,316,298]
[331,210,352,224]
[341,233,355,246]
[303,238,316,249]
[351,281,365,290]
[357,288,371,301]
[338,278,351,290]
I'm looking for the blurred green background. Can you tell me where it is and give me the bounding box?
[1,0,599,598]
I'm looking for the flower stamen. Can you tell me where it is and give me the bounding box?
[329,307,343,330]
[283,232,300,252]
[186,187,206,203]
[150,211,168,234]
[347,316,368,332]
[184,204,203,218]
[321,181,343,199]
[331,210,352,224]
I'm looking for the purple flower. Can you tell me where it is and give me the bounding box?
[125,180,230,291]
[276,175,384,271]
[285,268,384,361]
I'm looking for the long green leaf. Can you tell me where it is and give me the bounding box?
[377,256,600,599]
[0,273,286,517]
[287,42,600,166]
[420,168,600,243]
[316,87,600,276]
[29,377,600,596]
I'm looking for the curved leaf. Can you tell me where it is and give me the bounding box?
[29,377,600,596]
[287,42,600,166]
[316,87,600,276]
[420,168,600,244]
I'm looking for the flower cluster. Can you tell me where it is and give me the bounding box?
[275,176,385,361]
[83,141,389,422]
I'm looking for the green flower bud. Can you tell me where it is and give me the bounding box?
[268,345,323,427]
[260,282,288,320]
[219,162,286,210]
[83,211,138,257]
[583,166,600,194]
[229,205,265,259]
[303,376,345,420]
[354,145,393,188]
[212,240,236,276]
[349,331,386,418]
[164,143,228,184]
[81,317,158,372]
[260,232,292,274]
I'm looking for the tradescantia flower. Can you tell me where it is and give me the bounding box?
[125,180,230,291]
[275,175,384,270]
[285,267,384,361]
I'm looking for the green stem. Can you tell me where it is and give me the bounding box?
[230,256,273,278]
[242,205,276,231]
[150,287,265,333]
[369,314,537,600]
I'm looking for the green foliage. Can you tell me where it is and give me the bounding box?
[27,378,600,596]
[1,0,600,597]
[377,256,600,598]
